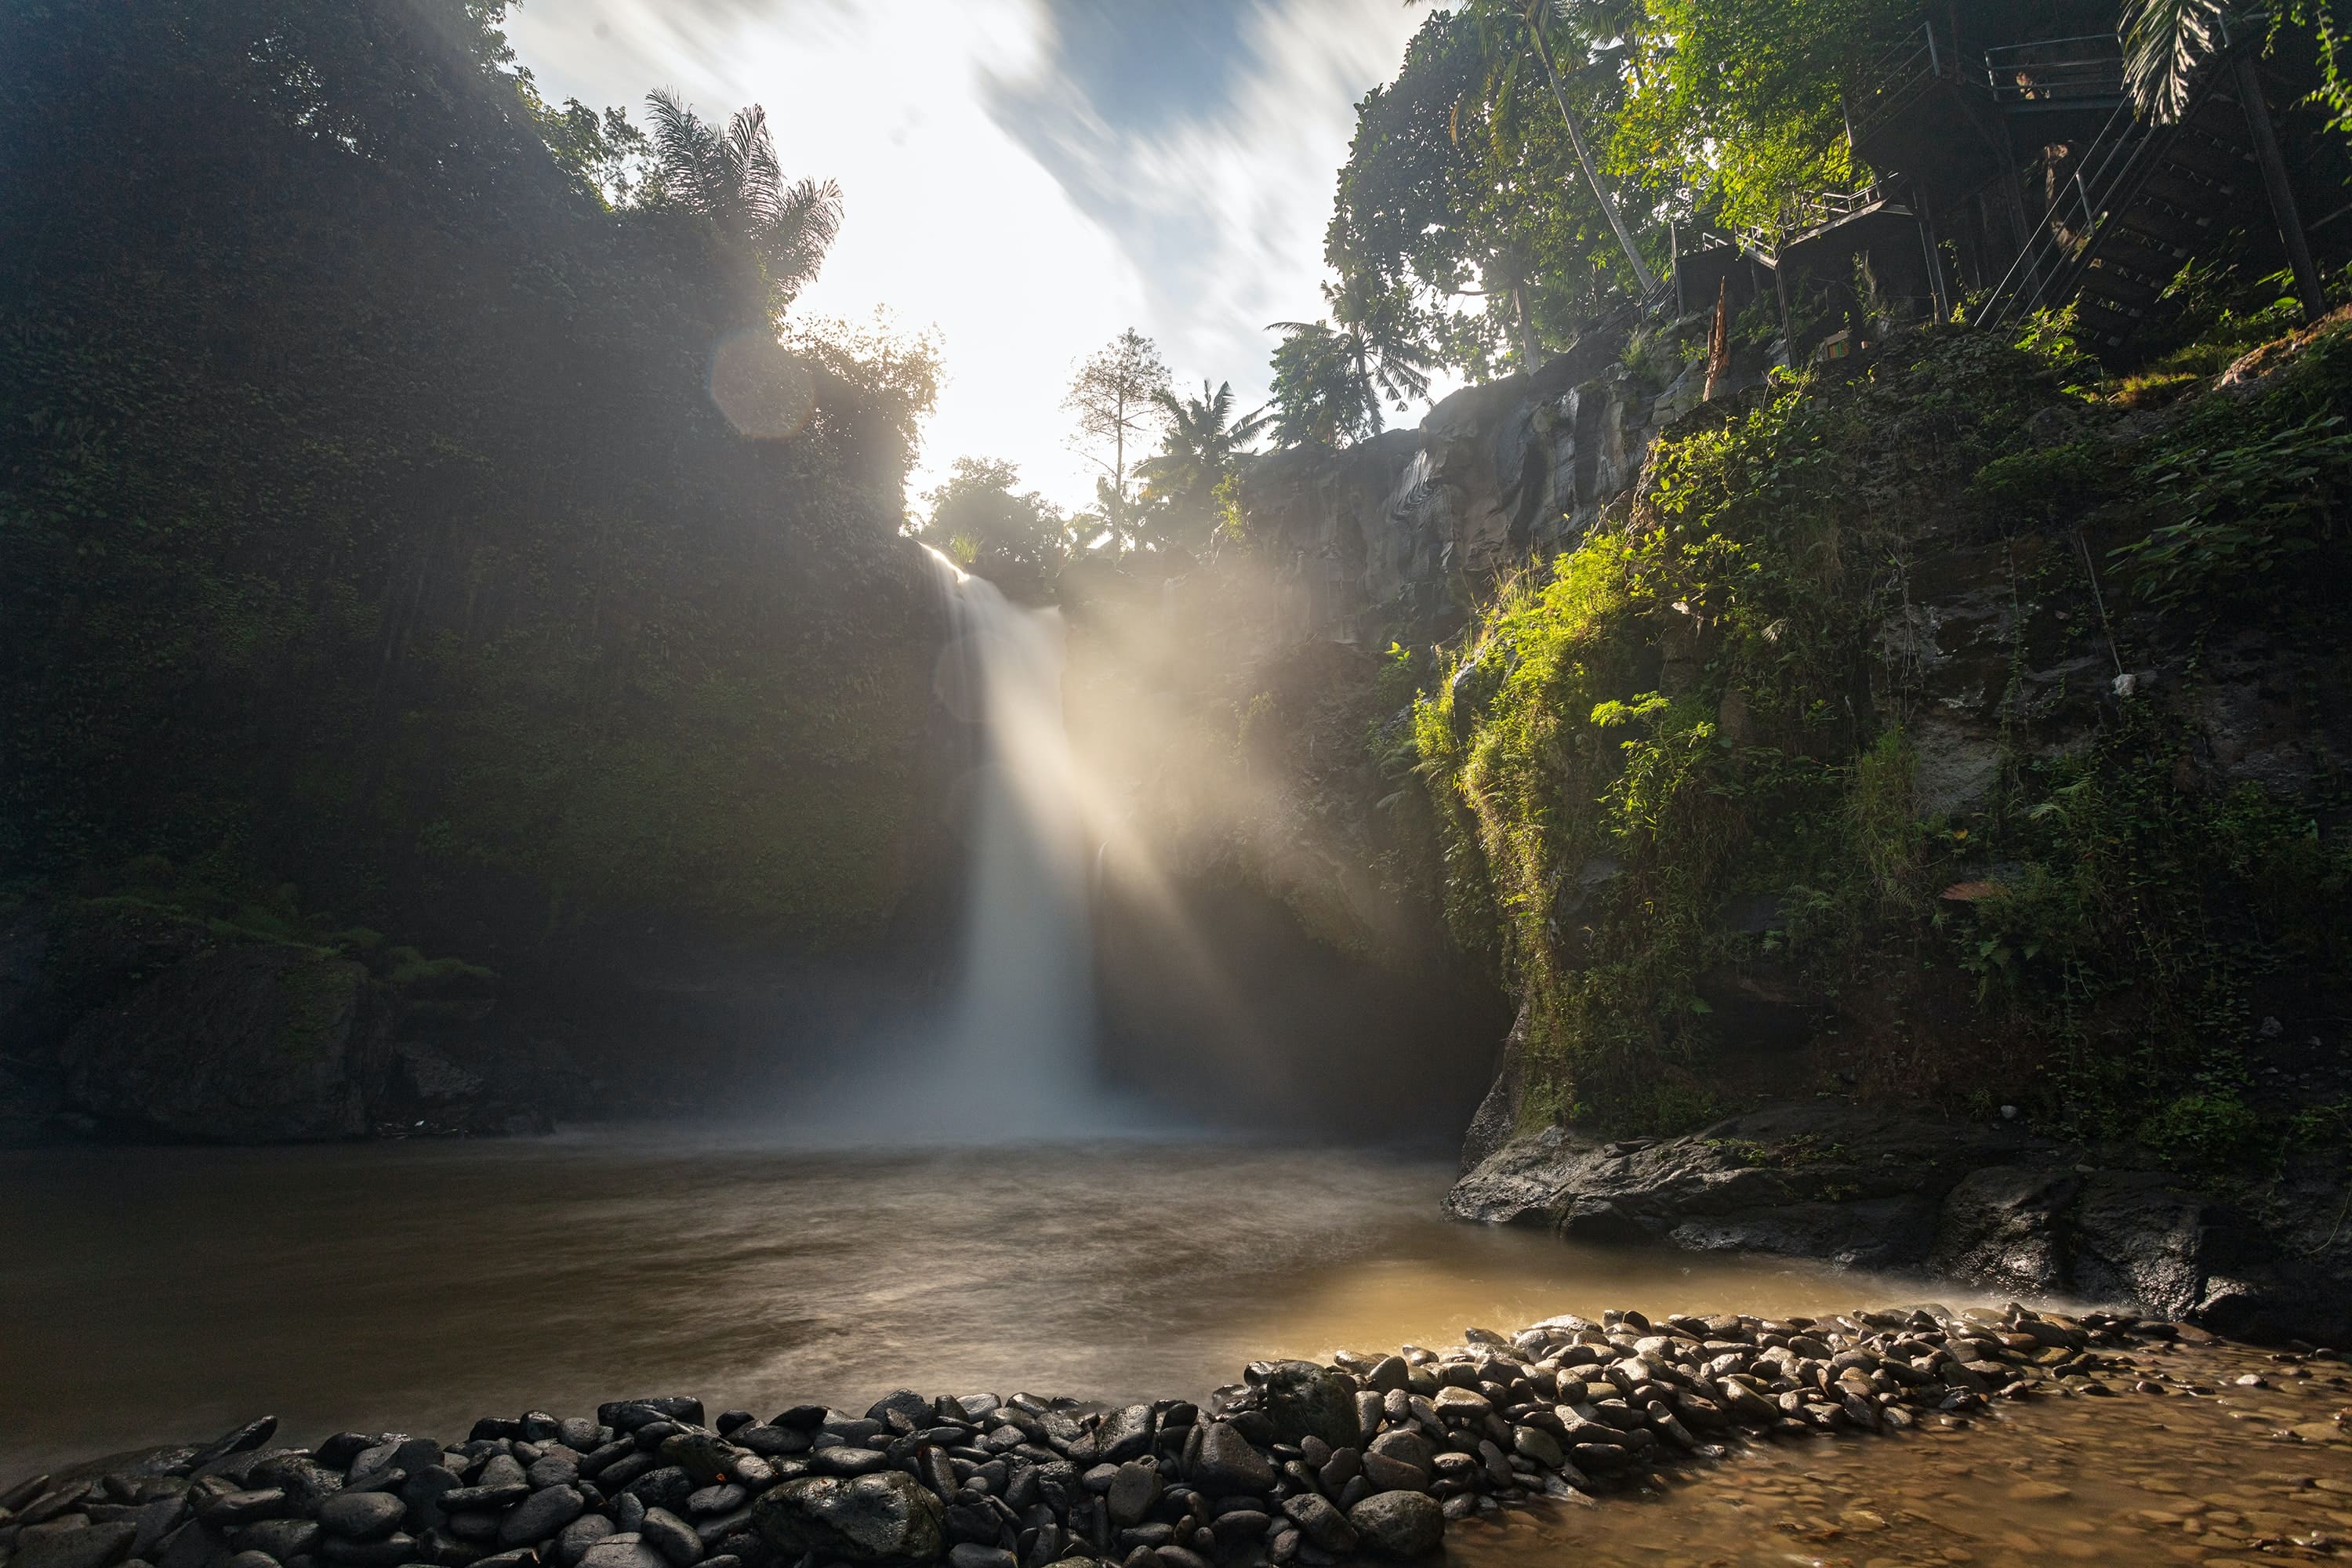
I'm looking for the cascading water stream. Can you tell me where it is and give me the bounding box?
[920,548,1102,1133]
[780,549,1147,1142]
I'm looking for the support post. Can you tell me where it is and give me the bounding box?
[2234,53,2325,323]
[1915,187,1952,322]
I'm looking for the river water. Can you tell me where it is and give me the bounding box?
[6,1135,2348,1563]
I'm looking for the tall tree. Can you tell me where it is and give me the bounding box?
[1063,329,1171,553]
[1446,0,1657,293]
[644,88,843,311]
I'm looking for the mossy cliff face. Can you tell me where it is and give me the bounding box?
[1412,317,2352,1165]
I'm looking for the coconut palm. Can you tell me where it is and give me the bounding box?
[1267,270,1439,449]
[1140,383,1270,504]
[644,89,844,303]
[1267,322,1386,448]
[2118,0,2227,122]
[1450,0,1657,293]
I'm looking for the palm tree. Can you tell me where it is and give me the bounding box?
[1267,272,1439,448]
[1267,322,1385,448]
[644,89,844,304]
[1454,0,1657,294]
[1141,383,1270,503]
[2118,0,2227,122]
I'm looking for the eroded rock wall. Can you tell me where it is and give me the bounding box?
[1237,325,1692,644]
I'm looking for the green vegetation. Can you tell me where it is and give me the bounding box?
[1294,0,2351,423]
[1410,307,2352,1150]
[1,0,942,957]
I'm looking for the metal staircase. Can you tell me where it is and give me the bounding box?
[1977,33,2268,348]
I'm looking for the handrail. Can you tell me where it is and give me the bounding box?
[1846,21,1947,147]
[1984,34,2125,103]
[1978,94,2149,330]
[1976,32,2251,334]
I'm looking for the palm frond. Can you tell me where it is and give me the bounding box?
[2122,0,2227,122]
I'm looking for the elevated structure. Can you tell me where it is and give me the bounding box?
[1675,3,2347,363]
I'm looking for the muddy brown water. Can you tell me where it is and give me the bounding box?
[5,1133,2348,1563]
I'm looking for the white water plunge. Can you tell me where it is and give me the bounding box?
[784,550,1152,1142]
[927,549,1099,1127]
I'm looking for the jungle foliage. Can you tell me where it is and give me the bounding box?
[0,0,942,960]
[1412,311,2352,1149]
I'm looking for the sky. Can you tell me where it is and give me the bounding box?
[505,0,1438,514]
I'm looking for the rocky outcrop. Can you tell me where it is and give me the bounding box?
[1238,318,1691,644]
[56,946,384,1142]
[1450,1102,2352,1345]
[0,898,599,1145]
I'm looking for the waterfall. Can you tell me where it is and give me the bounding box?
[773,546,1161,1142]
[920,547,1102,1135]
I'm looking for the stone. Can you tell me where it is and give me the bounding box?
[1095,1409,1154,1466]
[1260,1368,1357,1454]
[555,1515,615,1567]
[656,1437,736,1487]
[1181,1426,1272,1497]
[637,1509,699,1567]
[1508,1427,1563,1470]
[1357,1455,1426,1494]
[684,1486,746,1519]
[315,1495,404,1544]
[197,1494,284,1529]
[808,1450,887,1479]
[947,1548,1014,1568]
[15,1521,140,1568]
[579,1536,668,1568]
[1343,1494,1442,1559]
[750,1472,945,1565]
[1275,1498,1352,1556]
[498,1486,583,1547]
[318,1532,415,1566]
[1364,1432,1433,1475]
[1103,1466,1158,1530]
[228,1525,315,1563]
[223,1554,278,1568]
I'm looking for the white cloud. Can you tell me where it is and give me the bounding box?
[504,0,1422,513]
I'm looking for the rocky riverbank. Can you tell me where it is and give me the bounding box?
[2,1301,2311,1568]
[1452,1102,2352,1349]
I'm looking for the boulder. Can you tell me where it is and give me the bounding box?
[56,946,382,1142]
[1260,1366,1359,1452]
[750,1472,944,1565]
[1345,1493,1443,1558]
[1181,1424,1273,1497]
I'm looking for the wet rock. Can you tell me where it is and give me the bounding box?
[499,1485,583,1547]
[1260,1368,1356,1453]
[1275,1497,1352,1556]
[15,1520,140,1568]
[194,1494,283,1529]
[554,1515,615,1567]
[1103,1466,1157,1530]
[579,1535,668,1568]
[656,1436,735,1487]
[315,1494,403,1543]
[1344,1494,1441,1559]
[637,1508,699,1567]
[750,1472,945,1565]
[1181,1425,1272,1497]
[1095,1407,1154,1467]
